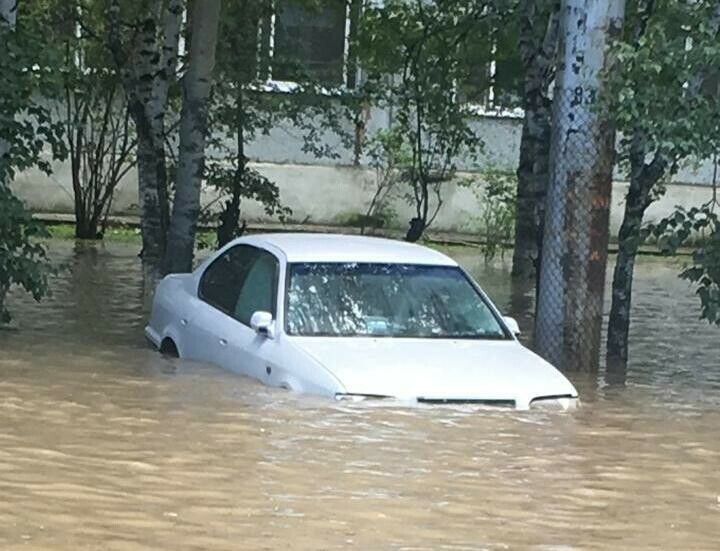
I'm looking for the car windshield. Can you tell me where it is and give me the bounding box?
[286,263,509,339]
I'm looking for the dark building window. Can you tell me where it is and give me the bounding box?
[458,21,524,110]
[274,1,347,85]
[259,0,357,88]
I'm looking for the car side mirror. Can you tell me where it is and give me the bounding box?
[503,316,521,337]
[250,311,275,339]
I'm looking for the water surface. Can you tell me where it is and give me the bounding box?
[1,241,718,550]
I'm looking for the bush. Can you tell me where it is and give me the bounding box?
[649,203,720,325]
[474,170,517,261]
[0,186,51,324]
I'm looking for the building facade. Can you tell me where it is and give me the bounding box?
[11,1,719,238]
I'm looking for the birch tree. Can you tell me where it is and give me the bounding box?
[534,0,625,371]
[107,0,182,272]
[166,0,221,273]
[605,0,720,378]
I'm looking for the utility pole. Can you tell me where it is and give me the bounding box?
[534,0,625,371]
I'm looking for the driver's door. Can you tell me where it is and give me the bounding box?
[193,244,279,382]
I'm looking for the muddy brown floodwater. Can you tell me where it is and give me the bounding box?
[1,240,719,550]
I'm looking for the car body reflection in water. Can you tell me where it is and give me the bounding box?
[1,240,719,550]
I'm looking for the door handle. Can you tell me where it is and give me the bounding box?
[219,338,228,346]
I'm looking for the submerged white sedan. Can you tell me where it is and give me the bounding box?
[146,233,578,409]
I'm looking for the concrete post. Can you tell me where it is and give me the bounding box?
[534,0,625,371]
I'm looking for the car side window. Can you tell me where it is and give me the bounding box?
[199,245,279,324]
[233,252,277,324]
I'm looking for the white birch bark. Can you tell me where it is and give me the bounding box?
[166,0,222,273]
[109,0,182,272]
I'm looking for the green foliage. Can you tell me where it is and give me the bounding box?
[0,186,51,323]
[0,1,66,182]
[336,207,398,231]
[610,0,720,169]
[50,0,136,239]
[356,0,493,240]
[205,163,290,219]
[604,0,720,330]
[205,0,360,244]
[649,202,720,325]
[0,1,65,323]
[48,222,140,243]
[368,127,413,171]
[474,170,517,261]
[356,128,412,233]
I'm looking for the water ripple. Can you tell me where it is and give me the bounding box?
[0,241,718,549]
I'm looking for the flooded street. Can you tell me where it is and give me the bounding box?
[1,240,719,550]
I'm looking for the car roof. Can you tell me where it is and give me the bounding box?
[238,233,458,265]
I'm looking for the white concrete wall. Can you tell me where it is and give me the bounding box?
[10,105,718,238]
[12,159,717,238]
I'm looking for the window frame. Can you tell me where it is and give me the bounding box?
[255,2,523,116]
[282,262,513,340]
[198,244,281,327]
[257,0,362,92]
[455,20,525,117]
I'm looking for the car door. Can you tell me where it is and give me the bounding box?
[218,248,280,382]
[190,244,280,382]
[186,245,258,366]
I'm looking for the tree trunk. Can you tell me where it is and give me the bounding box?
[131,101,170,266]
[68,98,93,239]
[512,0,559,280]
[166,0,222,273]
[0,0,17,184]
[70,138,87,238]
[217,86,246,248]
[534,0,625,371]
[0,0,16,39]
[605,148,667,381]
[512,104,552,279]
[405,100,432,243]
[405,217,426,243]
[108,0,182,274]
[605,2,720,380]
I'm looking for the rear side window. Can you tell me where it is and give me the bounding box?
[199,245,278,324]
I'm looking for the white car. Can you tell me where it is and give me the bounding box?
[146,233,578,409]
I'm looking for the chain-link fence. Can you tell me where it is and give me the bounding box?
[533,89,615,372]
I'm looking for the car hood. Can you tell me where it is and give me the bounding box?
[291,337,577,408]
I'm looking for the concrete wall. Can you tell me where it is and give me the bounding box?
[243,108,718,186]
[13,159,717,239]
[11,110,718,237]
